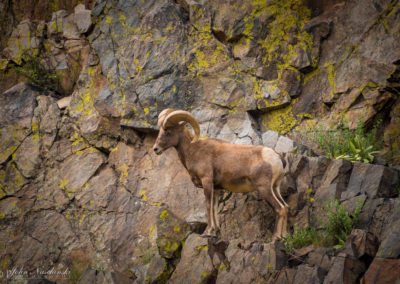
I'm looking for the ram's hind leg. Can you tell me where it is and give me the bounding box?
[273,175,288,237]
[256,180,286,241]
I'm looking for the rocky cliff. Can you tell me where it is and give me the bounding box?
[0,0,400,283]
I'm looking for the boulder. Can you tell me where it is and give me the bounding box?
[292,264,325,284]
[361,258,400,284]
[216,112,262,145]
[75,166,117,209]
[156,208,192,259]
[145,252,175,283]
[262,130,279,149]
[275,135,295,153]
[343,229,378,260]
[0,83,40,164]
[216,240,287,283]
[77,268,132,284]
[313,159,352,207]
[376,199,400,259]
[13,134,41,178]
[323,253,365,284]
[169,233,215,284]
[58,148,106,197]
[74,4,92,34]
[344,162,399,199]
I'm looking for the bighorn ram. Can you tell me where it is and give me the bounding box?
[153,109,288,239]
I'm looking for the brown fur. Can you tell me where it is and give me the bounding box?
[153,115,289,239]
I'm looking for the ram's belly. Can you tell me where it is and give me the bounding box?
[223,178,255,193]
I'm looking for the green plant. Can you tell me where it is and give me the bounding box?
[308,117,382,163]
[282,225,317,253]
[322,199,362,249]
[11,50,60,91]
[283,199,362,253]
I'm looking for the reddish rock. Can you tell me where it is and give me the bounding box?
[361,258,400,284]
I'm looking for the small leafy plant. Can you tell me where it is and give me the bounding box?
[282,225,317,253]
[323,199,362,249]
[308,117,382,163]
[283,199,362,253]
[11,50,60,91]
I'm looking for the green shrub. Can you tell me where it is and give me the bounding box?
[308,117,382,163]
[283,199,362,253]
[323,199,362,249]
[11,50,60,91]
[282,225,317,253]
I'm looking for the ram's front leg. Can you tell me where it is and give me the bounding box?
[201,177,219,238]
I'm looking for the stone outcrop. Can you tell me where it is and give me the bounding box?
[1,0,400,283]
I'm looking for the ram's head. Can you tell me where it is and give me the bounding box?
[153,109,200,155]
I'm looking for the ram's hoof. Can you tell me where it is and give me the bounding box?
[200,233,218,239]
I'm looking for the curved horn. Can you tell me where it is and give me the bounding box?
[157,108,175,128]
[163,110,200,142]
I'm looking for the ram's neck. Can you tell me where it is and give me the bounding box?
[175,129,193,170]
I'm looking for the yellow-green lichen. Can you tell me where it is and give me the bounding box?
[1,256,10,269]
[261,100,298,134]
[159,210,169,219]
[70,66,103,118]
[31,121,40,141]
[105,16,113,24]
[163,240,179,252]
[119,163,129,182]
[139,189,147,201]
[324,63,336,95]
[254,0,313,69]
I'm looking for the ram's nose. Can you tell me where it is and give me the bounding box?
[153,146,161,155]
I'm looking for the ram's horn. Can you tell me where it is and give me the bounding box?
[157,108,175,128]
[163,110,200,142]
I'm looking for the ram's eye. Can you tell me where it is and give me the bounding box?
[165,131,172,136]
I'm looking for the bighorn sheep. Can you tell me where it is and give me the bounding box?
[153,109,288,239]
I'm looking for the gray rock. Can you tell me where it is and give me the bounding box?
[216,240,287,283]
[0,83,40,164]
[376,199,400,259]
[307,247,334,272]
[262,130,279,149]
[292,264,325,284]
[156,208,192,259]
[74,5,92,34]
[216,112,261,145]
[314,159,352,206]
[345,162,399,199]
[289,46,312,71]
[343,229,378,260]
[13,134,41,178]
[145,252,174,283]
[75,166,117,209]
[63,14,80,39]
[169,233,215,284]
[323,253,365,284]
[77,268,132,284]
[275,136,295,153]
[59,148,106,195]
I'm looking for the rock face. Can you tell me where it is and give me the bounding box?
[1,0,400,283]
